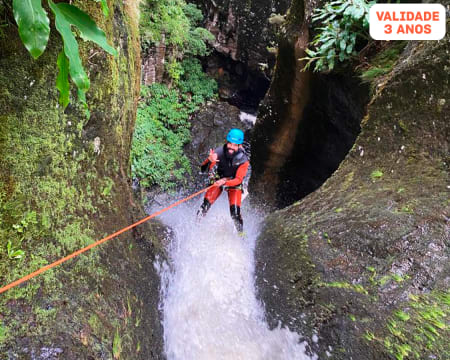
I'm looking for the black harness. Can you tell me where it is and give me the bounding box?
[214,145,248,178]
[201,145,249,189]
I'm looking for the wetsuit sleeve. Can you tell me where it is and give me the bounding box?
[200,158,210,172]
[200,158,217,172]
[225,161,249,187]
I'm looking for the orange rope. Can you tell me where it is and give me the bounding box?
[0,186,213,295]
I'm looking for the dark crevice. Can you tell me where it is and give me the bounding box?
[203,51,271,114]
[275,73,370,208]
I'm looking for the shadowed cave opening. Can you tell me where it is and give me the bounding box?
[275,73,370,208]
[204,51,272,115]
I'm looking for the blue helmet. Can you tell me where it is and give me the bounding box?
[226,128,244,145]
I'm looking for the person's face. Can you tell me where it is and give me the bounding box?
[226,142,239,155]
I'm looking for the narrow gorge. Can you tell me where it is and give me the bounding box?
[0,0,448,359]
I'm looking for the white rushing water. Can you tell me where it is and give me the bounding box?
[155,195,316,360]
[239,111,257,125]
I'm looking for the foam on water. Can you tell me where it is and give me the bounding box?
[154,195,316,360]
[239,111,257,125]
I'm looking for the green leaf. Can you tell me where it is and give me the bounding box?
[13,0,50,59]
[112,327,122,358]
[314,58,324,71]
[364,331,375,341]
[392,273,405,283]
[327,48,336,60]
[335,3,349,14]
[346,43,353,54]
[95,0,110,17]
[378,275,391,286]
[312,12,329,22]
[52,2,117,56]
[353,7,365,20]
[424,323,439,336]
[77,88,91,118]
[49,0,90,104]
[320,39,335,51]
[305,48,317,57]
[363,14,369,29]
[10,250,25,259]
[56,50,70,108]
[430,318,446,330]
[343,6,353,17]
[49,0,116,112]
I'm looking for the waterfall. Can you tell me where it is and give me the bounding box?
[154,195,316,360]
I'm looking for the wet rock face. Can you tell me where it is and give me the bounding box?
[276,73,369,207]
[249,18,313,208]
[248,0,369,208]
[193,0,289,113]
[194,0,290,70]
[0,1,164,358]
[255,34,449,359]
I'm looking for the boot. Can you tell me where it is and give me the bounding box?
[197,199,211,220]
[230,205,243,233]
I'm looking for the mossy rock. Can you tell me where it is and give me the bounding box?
[0,1,164,358]
[255,30,449,360]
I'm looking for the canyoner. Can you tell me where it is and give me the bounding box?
[196,128,250,234]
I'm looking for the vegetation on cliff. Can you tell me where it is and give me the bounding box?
[0,1,164,357]
[301,0,407,90]
[132,60,217,190]
[132,0,217,190]
[302,0,374,71]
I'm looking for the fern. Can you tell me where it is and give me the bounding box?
[301,0,375,72]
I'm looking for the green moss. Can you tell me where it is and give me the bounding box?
[319,281,369,295]
[361,67,390,82]
[340,171,354,191]
[370,169,383,180]
[33,305,57,324]
[0,109,99,306]
[101,177,115,197]
[0,322,8,344]
[0,1,165,356]
[360,41,407,84]
[373,291,449,360]
[398,120,408,132]
[88,313,105,340]
[399,205,414,214]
